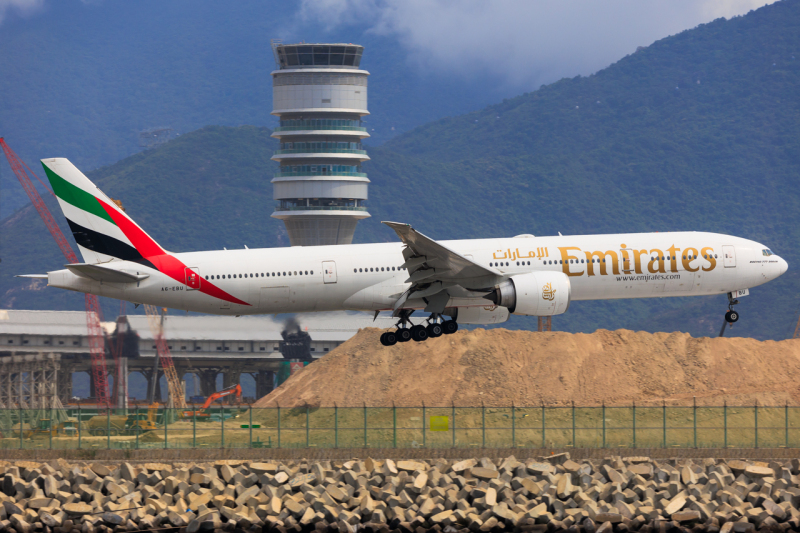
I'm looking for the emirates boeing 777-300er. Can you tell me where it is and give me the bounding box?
[26,158,788,346]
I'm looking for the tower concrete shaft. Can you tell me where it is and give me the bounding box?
[270,42,371,246]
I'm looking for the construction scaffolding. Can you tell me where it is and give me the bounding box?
[0,353,66,430]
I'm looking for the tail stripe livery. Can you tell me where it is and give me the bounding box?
[42,159,250,307]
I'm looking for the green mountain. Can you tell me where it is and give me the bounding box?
[2,1,800,340]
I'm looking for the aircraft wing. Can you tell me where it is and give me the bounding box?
[382,221,501,314]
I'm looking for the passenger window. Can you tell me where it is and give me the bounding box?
[359,268,362,272]
[311,271,314,275]
[392,267,395,271]
[354,269,357,273]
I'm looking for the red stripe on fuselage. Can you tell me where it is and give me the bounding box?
[97,199,251,306]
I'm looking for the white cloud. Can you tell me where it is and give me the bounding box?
[0,0,44,25]
[299,0,779,90]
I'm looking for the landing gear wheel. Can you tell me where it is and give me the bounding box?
[443,321,458,335]
[411,324,428,342]
[726,310,739,323]
[384,331,397,346]
[380,332,389,346]
[426,323,443,338]
[396,328,412,343]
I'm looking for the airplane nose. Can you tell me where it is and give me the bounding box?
[780,257,788,275]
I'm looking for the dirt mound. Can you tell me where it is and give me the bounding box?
[254,328,800,407]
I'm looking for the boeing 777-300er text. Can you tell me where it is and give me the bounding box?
[25,158,788,346]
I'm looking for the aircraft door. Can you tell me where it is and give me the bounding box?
[722,245,736,268]
[185,267,201,290]
[322,261,337,284]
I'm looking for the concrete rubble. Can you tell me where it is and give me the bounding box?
[0,455,799,533]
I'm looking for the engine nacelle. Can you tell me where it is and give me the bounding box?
[444,306,509,324]
[486,271,571,316]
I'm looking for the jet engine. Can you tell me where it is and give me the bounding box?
[485,271,571,316]
[444,306,509,324]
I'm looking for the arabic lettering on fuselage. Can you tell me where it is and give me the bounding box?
[492,247,549,261]
[557,244,717,277]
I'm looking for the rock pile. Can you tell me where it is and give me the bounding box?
[1,455,799,533]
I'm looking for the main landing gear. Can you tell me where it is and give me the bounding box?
[379,313,459,346]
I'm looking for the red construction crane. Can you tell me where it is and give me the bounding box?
[143,304,187,410]
[0,138,112,409]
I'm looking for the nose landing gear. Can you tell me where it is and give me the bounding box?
[725,292,740,324]
[719,292,741,337]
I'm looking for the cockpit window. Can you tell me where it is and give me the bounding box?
[762,249,774,256]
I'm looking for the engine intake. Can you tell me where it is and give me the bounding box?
[485,271,571,316]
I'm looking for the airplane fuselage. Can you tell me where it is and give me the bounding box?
[47,231,787,316]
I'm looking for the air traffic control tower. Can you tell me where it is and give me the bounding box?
[270,42,371,246]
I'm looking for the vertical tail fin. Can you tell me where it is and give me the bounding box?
[41,158,165,268]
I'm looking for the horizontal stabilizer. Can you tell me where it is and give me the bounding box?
[15,274,48,279]
[65,263,150,283]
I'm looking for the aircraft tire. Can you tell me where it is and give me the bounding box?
[427,323,443,338]
[728,310,739,323]
[411,325,428,342]
[384,331,398,346]
[379,333,389,346]
[443,321,458,335]
[396,328,412,342]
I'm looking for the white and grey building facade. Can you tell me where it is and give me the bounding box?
[270,43,371,246]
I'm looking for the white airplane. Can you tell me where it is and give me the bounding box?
[28,158,787,346]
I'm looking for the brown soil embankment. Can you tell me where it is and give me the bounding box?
[255,328,800,407]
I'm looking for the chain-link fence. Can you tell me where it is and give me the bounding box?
[0,404,797,450]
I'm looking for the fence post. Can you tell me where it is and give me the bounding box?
[541,403,545,449]
[363,403,367,448]
[49,414,53,450]
[135,405,139,450]
[693,396,697,449]
[662,401,666,448]
[632,402,636,449]
[602,401,606,448]
[452,403,456,448]
[77,403,81,450]
[572,401,576,448]
[192,404,196,449]
[392,402,397,449]
[249,405,253,448]
[220,404,224,449]
[512,402,516,449]
[724,401,727,448]
[277,404,281,449]
[18,406,22,450]
[754,400,758,449]
[107,408,111,449]
[306,404,310,448]
[334,403,338,449]
[422,403,426,448]
[481,402,486,449]
[786,402,789,448]
[164,407,168,450]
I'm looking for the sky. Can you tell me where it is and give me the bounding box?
[0,0,780,93]
[295,0,780,91]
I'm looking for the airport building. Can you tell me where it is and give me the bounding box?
[270,42,371,246]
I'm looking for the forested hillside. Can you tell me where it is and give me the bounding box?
[2,1,799,339]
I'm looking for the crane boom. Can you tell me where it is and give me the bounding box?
[0,138,111,408]
[143,305,187,409]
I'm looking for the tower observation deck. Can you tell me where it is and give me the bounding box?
[270,42,370,246]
